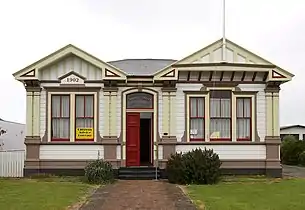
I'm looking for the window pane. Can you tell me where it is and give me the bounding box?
[190,98,197,117]
[61,96,70,117]
[210,99,220,117]
[76,96,84,117]
[190,118,204,139]
[221,99,231,117]
[51,96,61,117]
[236,98,244,117]
[210,119,230,138]
[85,95,94,117]
[237,119,250,139]
[197,98,204,117]
[76,118,93,128]
[126,92,153,109]
[52,118,70,138]
[244,98,251,117]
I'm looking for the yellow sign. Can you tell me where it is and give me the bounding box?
[76,128,94,140]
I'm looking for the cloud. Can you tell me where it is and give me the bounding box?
[0,0,304,125]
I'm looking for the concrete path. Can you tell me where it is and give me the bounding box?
[283,164,305,178]
[79,180,197,210]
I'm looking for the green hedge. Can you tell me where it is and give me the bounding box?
[166,148,222,185]
[281,135,305,166]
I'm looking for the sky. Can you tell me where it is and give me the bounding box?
[0,0,304,126]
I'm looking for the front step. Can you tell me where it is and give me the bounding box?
[118,167,160,180]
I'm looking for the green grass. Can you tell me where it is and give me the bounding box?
[0,177,96,210]
[186,176,305,210]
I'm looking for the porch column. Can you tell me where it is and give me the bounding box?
[264,83,281,178]
[24,85,42,176]
[102,87,120,168]
[160,87,177,169]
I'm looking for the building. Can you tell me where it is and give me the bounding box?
[12,38,294,178]
[280,125,305,140]
[0,118,25,151]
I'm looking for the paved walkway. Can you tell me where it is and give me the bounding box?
[79,180,197,210]
[283,164,305,178]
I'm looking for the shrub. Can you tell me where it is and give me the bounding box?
[281,135,305,165]
[166,148,222,185]
[84,159,114,184]
[299,151,305,166]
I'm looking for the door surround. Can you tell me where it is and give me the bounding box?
[122,88,158,165]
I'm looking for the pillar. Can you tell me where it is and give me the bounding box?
[264,83,281,178]
[24,84,42,176]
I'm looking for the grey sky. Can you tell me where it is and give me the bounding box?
[0,0,304,126]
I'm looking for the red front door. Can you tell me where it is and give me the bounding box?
[126,113,140,166]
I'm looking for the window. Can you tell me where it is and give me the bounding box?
[189,97,205,141]
[51,95,70,141]
[75,95,94,141]
[210,91,231,141]
[126,92,153,109]
[236,98,251,141]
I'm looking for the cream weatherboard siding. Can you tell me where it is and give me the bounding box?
[238,84,266,141]
[39,89,47,138]
[175,84,202,141]
[39,55,103,81]
[176,145,266,160]
[39,145,104,160]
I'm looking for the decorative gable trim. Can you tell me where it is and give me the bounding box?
[13,44,127,81]
[21,69,36,77]
[161,69,176,78]
[105,68,120,77]
[272,70,286,78]
[153,38,294,83]
[58,71,86,80]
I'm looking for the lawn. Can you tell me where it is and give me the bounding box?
[186,177,305,210]
[0,177,96,210]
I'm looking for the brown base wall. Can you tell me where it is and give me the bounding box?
[24,167,282,178]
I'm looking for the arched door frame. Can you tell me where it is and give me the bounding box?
[122,88,158,165]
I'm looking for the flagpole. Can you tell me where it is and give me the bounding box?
[222,0,226,62]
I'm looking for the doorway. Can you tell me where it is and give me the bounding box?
[126,112,153,167]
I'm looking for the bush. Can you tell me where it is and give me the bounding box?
[281,135,305,165]
[166,148,222,185]
[299,151,305,166]
[84,159,114,184]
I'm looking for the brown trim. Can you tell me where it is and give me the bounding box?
[24,136,40,160]
[183,90,209,94]
[161,87,177,92]
[158,141,268,145]
[25,86,42,92]
[265,83,280,93]
[272,70,286,78]
[177,81,266,84]
[161,69,176,77]
[172,62,276,68]
[233,91,258,95]
[104,145,117,159]
[21,69,36,77]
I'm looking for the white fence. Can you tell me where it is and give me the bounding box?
[0,150,25,177]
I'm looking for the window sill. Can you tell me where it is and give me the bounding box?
[51,139,70,142]
[210,138,231,141]
[237,138,251,141]
[190,139,205,142]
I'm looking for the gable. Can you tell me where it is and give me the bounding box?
[39,55,102,81]
[154,38,294,82]
[13,44,127,82]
